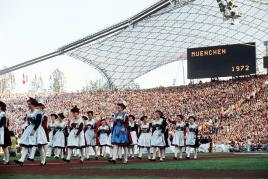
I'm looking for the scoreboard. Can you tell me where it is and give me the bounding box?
[187,42,256,79]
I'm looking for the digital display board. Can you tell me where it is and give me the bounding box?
[187,42,256,79]
[264,56,268,68]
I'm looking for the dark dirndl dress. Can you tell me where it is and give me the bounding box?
[111,112,131,146]
[0,113,11,147]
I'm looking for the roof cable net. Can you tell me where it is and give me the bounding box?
[66,0,268,89]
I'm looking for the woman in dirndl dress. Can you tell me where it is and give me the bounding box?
[137,116,152,160]
[52,113,67,159]
[15,98,48,166]
[185,116,199,160]
[97,119,110,158]
[128,115,138,159]
[110,100,131,164]
[0,101,11,165]
[46,113,57,157]
[83,111,98,160]
[150,110,167,162]
[64,106,85,163]
[168,114,185,160]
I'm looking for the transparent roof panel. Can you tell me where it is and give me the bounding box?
[67,0,268,89]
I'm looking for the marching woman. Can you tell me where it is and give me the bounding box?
[52,113,67,159]
[46,113,57,157]
[185,116,199,160]
[83,111,98,160]
[150,110,167,162]
[64,106,85,163]
[0,101,11,165]
[110,100,131,164]
[137,116,152,160]
[168,114,185,160]
[97,119,110,158]
[15,98,48,166]
[128,115,138,159]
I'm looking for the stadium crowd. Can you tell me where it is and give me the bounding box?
[1,74,268,153]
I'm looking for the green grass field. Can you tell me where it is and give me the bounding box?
[80,155,268,171]
[1,153,268,179]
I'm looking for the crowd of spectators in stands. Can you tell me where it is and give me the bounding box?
[1,75,268,152]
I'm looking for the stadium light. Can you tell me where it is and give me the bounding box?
[216,0,241,25]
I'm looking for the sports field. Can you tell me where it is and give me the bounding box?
[0,153,268,178]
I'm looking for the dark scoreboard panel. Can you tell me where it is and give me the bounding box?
[264,56,268,68]
[187,43,256,79]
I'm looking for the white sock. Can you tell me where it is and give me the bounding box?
[160,148,164,160]
[61,149,64,159]
[162,148,166,159]
[55,148,60,157]
[174,147,178,158]
[186,147,190,157]
[147,148,151,159]
[138,148,142,158]
[29,146,37,159]
[66,148,72,160]
[118,146,122,159]
[179,147,182,158]
[109,147,113,158]
[194,148,197,159]
[112,145,118,160]
[80,148,84,161]
[19,147,28,162]
[46,147,52,157]
[152,147,156,159]
[3,147,9,162]
[40,146,46,164]
[123,147,128,162]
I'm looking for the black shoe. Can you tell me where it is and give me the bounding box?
[137,157,142,160]
[63,158,70,163]
[27,158,34,162]
[186,157,190,160]
[95,156,99,160]
[151,159,156,162]
[40,162,46,166]
[55,156,59,159]
[110,159,116,164]
[86,158,90,161]
[117,158,123,161]
[14,160,24,166]
[173,157,178,160]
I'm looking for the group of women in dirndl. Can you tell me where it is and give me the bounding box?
[1,97,199,166]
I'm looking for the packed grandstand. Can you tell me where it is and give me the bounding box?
[1,74,267,153]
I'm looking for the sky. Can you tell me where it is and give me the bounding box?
[0,0,189,92]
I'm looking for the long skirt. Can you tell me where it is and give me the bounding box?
[67,129,85,148]
[0,126,11,147]
[172,130,185,147]
[99,133,109,146]
[107,133,112,147]
[48,131,54,147]
[52,131,65,148]
[138,133,151,148]
[150,130,166,147]
[111,124,129,145]
[20,124,48,146]
[130,131,138,145]
[85,129,96,146]
[186,132,197,147]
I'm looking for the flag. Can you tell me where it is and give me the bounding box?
[22,73,26,85]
